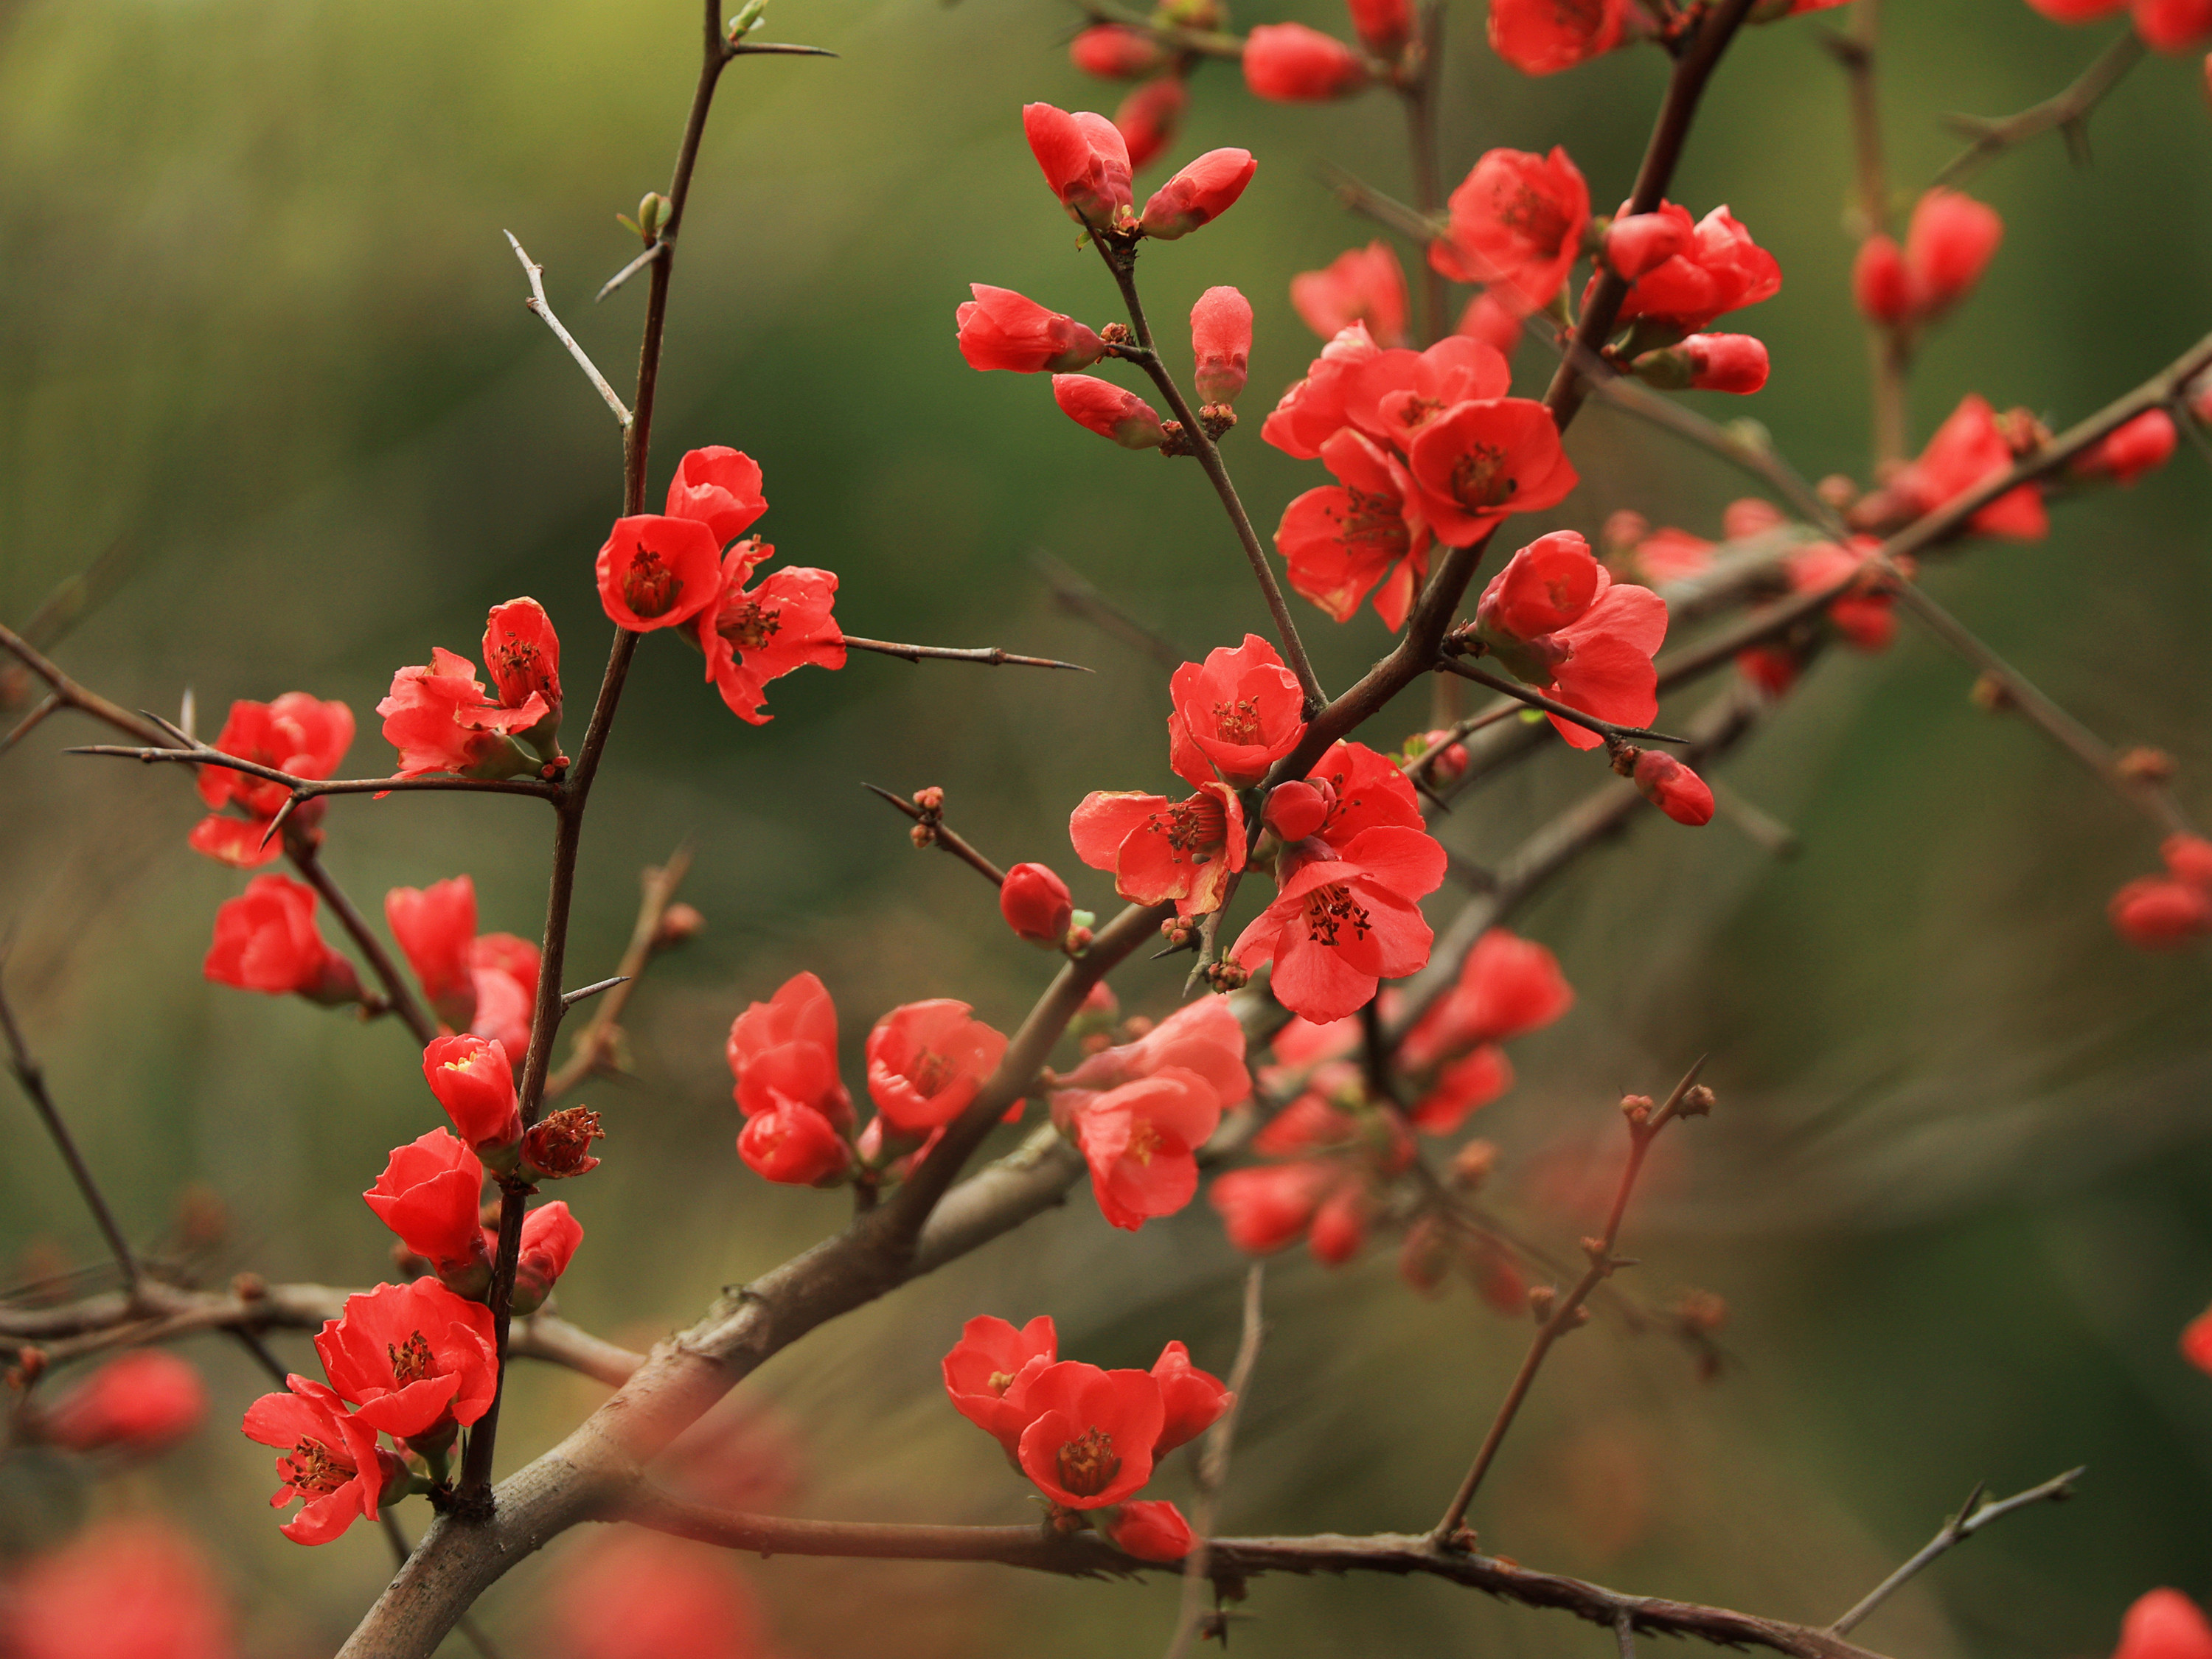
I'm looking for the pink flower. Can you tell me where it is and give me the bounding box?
[1242,22,1368,100]
[1609,204,1782,333]
[728,970,852,1126]
[866,999,1009,1130]
[1891,394,2047,540]
[956,285,1107,374]
[1001,861,1075,947]
[37,1352,208,1456]
[1115,77,1189,172]
[1070,782,1247,915]
[1275,427,1433,628]
[240,1374,402,1544]
[365,1128,490,1286]
[386,874,479,1029]
[189,693,354,869]
[7,1517,233,1659]
[943,1312,1059,1453]
[1473,531,1666,750]
[1168,634,1307,787]
[313,1279,498,1445]
[595,513,725,632]
[665,446,768,548]
[692,542,846,726]
[1023,102,1135,230]
[377,647,552,780]
[738,1095,852,1185]
[422,1033,522,1154]
[1072,23,1169,77]
[1015,1361,1165,1508]
[1430,147,1590,314]
[1141,149,1257,240]
[1189,285,1253,405]
[1100,1499,1196,1560]
[1052,374,1166,448]
[1292,242,1409,349]
[1066,1067,1222,1229]
[1787,538,1896,653]
[1487,0,1628,74]
[1231,829,1447,1022]
[204,874,362,1004]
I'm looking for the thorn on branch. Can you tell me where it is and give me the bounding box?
[504,231,635,428]
[841,636,1091,673]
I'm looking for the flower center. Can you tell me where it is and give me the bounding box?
[1056,1425,1121,1498]
[1211,698,1265,746]
[388,1330,435,1385]
[1449,444,1517,511]
[1147,795,1228,864]
[987,1368,1018,1394]
[280,1436,355,1498]
[1303,882,1373,948]
[622,546,682,619]
[721,599,782,652]
[1336,487,1412,557]
[1498,182,1571,256]
[1126,1116,1164,1166]
[910,1048,952,1096]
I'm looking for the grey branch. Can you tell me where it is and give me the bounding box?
[505,232,634,427]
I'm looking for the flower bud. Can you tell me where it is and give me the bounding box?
[2110,876,2212,950]
[1242,22,1368,101]
[422,1034,524,1157]
[956,285,1107,375]
[2164,834,2212,887]
[1903,187,2002,319]
[1189,285,1253,404]
[1100,1499,1196,1561]
[509,1202,584,1315]
[36,1352,208,1456]
[1262,779,1335,841]
[653,901,706,949]
[1071,22,1169,77]
[1851,234,1912,325]
[1414,730,1469,784]
[636,192,671,243]
[1343,0,1413,57]
[738,1095,852,1185]
[1604,211,1687,279]
[1115,77,1189,173]
[1052,374,1166,448]
[1001,862,1076,947]
[1023,102,1135,232]
[2071,409,2177,487]
[1631,751,1714,826]
[521,1106,605,1181]
[1682,333,1770,394]
[1141,149,1257,240]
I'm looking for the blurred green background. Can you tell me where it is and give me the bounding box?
[3,0,2211,1652]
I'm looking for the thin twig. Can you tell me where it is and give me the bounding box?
[64,741,560,801]
[559,975,628,1009]
[1434,658,1686,746]
[841,636,1090,672]
[1030,551,1185,669]
[1396,0,1449,347]
[1933,31,2144,189]
[545,848,693,1102]
[1823,2,1910,466]
[1074,0,1245,58]
[594,240,667,305]
[286,838,440,1048]
[863,783,1009,886]
[1826,1468,2083,1637]
[1318,163,1441,243]
[504,232,633,427]
[1164,1262,1266,1659]
[0,692,60,757]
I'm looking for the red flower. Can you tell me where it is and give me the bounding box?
[738,1095,851,1185]
[1605,211,1688,279]
[1115,77,1189,172]
[513,1201,583,1315]
[1299,738,1427,850]
[1677,333,1770,394]
[1902,188,2003,319]
[2183,1304,2212,1374]
[1069,782,1247,915]
[1786,538,1895,652]
[365,1128,490,1286]
[2135,0,2212,49]
[1403,397,1579,546]
[521,1105,604,1183]
[2073,410,2177,486]
[1293,242,1408,349]
[1263,321,1383,459]
[189,693,354,869]
[1891,394,2047,540]
[1632,751,1714,826]
[1852,234,1912,325]
[314,1279,497,1445]
[1429,147,1590,314]
[1231,829,1447,1022]
[728,970,852,1126]
[957,285,1107,374]
[1242,22,1368,100]
[7,1517,233,1659]
[1487,0,1628,73]
[1051,996,1252,1116]
[596,513,725,632]
[1052,373,1166,448]
[467,931,540,1057]
[2110,837,2212,950]
[1275,427,1433,628]
[1140,149,1257,240]
[1455,290,1525,353]
[204,874,362,1004]
[1189,285,1253,405]
[482,598,563,743]
[943,1312,1059,1453]
[240,1374,402,1544]
[1001,861,1075,947]
[377,647,552,781]
[691,542,846,726]
[1150,1339,1234,1453]
[1100,1499,1196,1560]
[2112,1591,2212,1659]
[1209,1161,1339,1253]
[866,999,1009,1130]
[386,874,479,1029]
[1346,0,1414,55]
[1411,1045,1514,1133]
[422,1033,523,1154]
[1015,1361,1165,1508]
[1402,926,1573,1068]
[1066,1067,1222,1230]
[1167,634,1307,787]
[1610,204,1781,333]
[1473,531,1666,750]
[38,1351,207,1455]
[1023,102,1135,231]
[1072,22,1169,77]
[664,446,768,548]
[543,1532,773,1659]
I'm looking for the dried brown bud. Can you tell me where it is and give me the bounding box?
[1815,473,1860,509]
[521,1106,606,1180]
[1099,321,1133,346]
[908,822,936,849]
[1079,1032,1111,1056]
[1608,743,1641,778]
[1678,1083,1717,1118]
[1995,406,2051,457]
[1969,672,2013,714]
[1450,1138,1499,1190]
[1199,404,1238,440]
[231,1271,267,1304]
[653,902,706,950]
[2118,746,2177,784]
[1205,959,1251,992]
[1568,1305,1593,1328]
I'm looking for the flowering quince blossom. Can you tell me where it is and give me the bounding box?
[1049,996,1252,1118]
[467,929,541,1056]
[378,601,561,782]
[1023,102,1135,230]
[1603,201,1781,334]
[1150,1338,1234,1451]
[1292,241,1410,348]
[1854,189,2003,327]
[204,874,362,1004]
[1141,150,1257,240]
[240,1373,404,1544]
[35,1350,208,1455]
[1211,1153,1383,1264]
[691,540,846,726]
[1787,538,1896,653]
[1429,147,1591,316]
[189,692,354,868]
[1399,927,1573,1130]
[1168,635,1307,786]
[595,512,724,633]
[1242,22,1369,101]
[2109,835,2212,950]
[7,1517,234,1659]
[1071,776,1247,915]
[739,1093,852,1185]
[366,1128,491,1289]
[1348,0,1415,55]
[1071,22,1167,77]
[385,874,479,1029]
[1015,1360,1166,1508]
[422,1033,524,1155]
[728,970,852,1126]
[2073,410,2178,486]
[1473,531,1669,750]
[1631,333,1771,396]
[2110,1590,2212,1659]
[866,999,1009,1130]
[1115,77,1189,172]
[1099,1499,1196,1560]
[544,1532,776,1659]
[1063,1066,1223,1229]
[1053,373,1167,448]
[1630,749,1715,826]
[1276,426,1436,627]
[943,1313,1060,1452]
[1264,320,1382,459]
[1190,286,1253,405]
[1487,0,1628,74]
[313,1279,498,1447]
[512,1201,585,1315]
[956,285,1107,374]
[1001,860,1075,947]
[1231,827,1448,1023]
[1888,393,2048,540]
[665,445,768,546]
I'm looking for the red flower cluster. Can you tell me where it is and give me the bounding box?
[35,1350,208,1457]
[1886,394,2048,540]
[942,1313,1228,1553]
[240,1373,408,1544]
[379,599,563,781]
[1471,531,1669,751]
[1853,189,2003,329]
[366,1128,493,1293]
[189,692,354,867]
[1486,0,1628,74]
[1293,240,1410,349]
[2073,410,2179,487]
[313,1279,498,1450]
[204,873,363,1006]
[1400,928,1576,1130]
[386,873,542,1053]
[1269,329,1576,624]
[1603,200,1781,333]
[2110,834,2212,950]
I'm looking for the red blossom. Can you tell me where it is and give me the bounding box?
[1605,211,1688,279]
[1628,525,1717,583]
[2073,410,2177,486]
[377,647,552,781]
[240,1373,402,1545]
[1486,0,1629,74]
[1100,1499,1196,1560]
[1786,538,1896,652]
[1292,242,1409,349]
[1066,1066,1222,1230]
[37,1351,208,1455]
[1208,1160,1340,1253]
[1015,1360,1165,1508]
[1070,781,1247,915]
[596,513,726,632]
[1430,147,1590,315]
[1023,102,1135,230]
[422,1033,523,1154]
[1275,427,1433,628]
[1891,394,2048,540]
[468,931,540,1057]
[1242,22,1369,100]
[1402,927,1573,1069]
[692,543,846,726]
[1411,1044,1514,1133]
[1050,996,1252,1118]
[1455,289,1525,352]
[1403,396,1579,546]
[1150,1339,1234,1453]
[1168,634,1307,786]
[1346,0,1414,55]
[1902,188,2003,319]
[1262,321,1382,459]
[1852,234,1912,325]
[314,1279,497,1445]
[204,874,362,1005]
[1001,861,1075,947]
[1052,373,1166,448]
[482,597,563,744]
[2135,0,2212,49]
[1189,285,1253,405]
[2109,841,2212,950]
[365,1128,490,1287]
[738,1095,852,1185]
[1140,149,1257,240]
[1677,333,1770,394]
[1072,22,1169,77]
[2112,1590,2212,1659]
[1473,531,1666,751]
[1115,77,1189,171]
[956,285,1107,374]
[7,1517,234,1659]
[1231,829,1447,1022]
[1632,751,1715,826]
[664,446,768,548]
[866,999,1009,1130]
[2183,1304,2212,1374]
[386,874,479,1029]
[943,1312,1059,1453]
[190,693,354,869]
[513,1201,584,1314]
[1609,203,1781,333]
[728,970,852,1127]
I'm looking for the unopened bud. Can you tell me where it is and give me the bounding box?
[1816,473,1860,510]
[1677,1083,1717,1118]
[1527,1284,1558,1322]
[912,785,945,813]
[909,822,936,849]
[521,1106,606,1180]
[1204,959,1250,992]
[1063,925,1094,954]
[653,902,706,949]
[636,192,672,243]
[1450,1137,1498,1189]
[1969,672,2012,713]
[1158,917,1196,949]
[726,0,767,39]
[2118,746,2177,783]
[1619,1093,1652,1127]
[1568,1305,1593,1328]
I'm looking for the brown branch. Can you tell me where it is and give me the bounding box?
[864,783,1009,887]
[1934,30,2144,189]
[0,692,61,757]
[1320,164,1444,245]
[63,740,560,801]
[1397,0,1450,346]
[545,849,695,1103]
[1821,2,1910,466]
[381,1512,507,1659]
[1432,1060,1710,1542]
[1434,656,1686,746]
[1164,1261,1267,1659]
[1827,1468,2083,1637]
[286,837,439,1048]
[841,636,1090,672]
[0,622,174,749]
[505,232,633,427]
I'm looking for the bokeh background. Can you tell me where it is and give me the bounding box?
[3,0,2211,1652]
